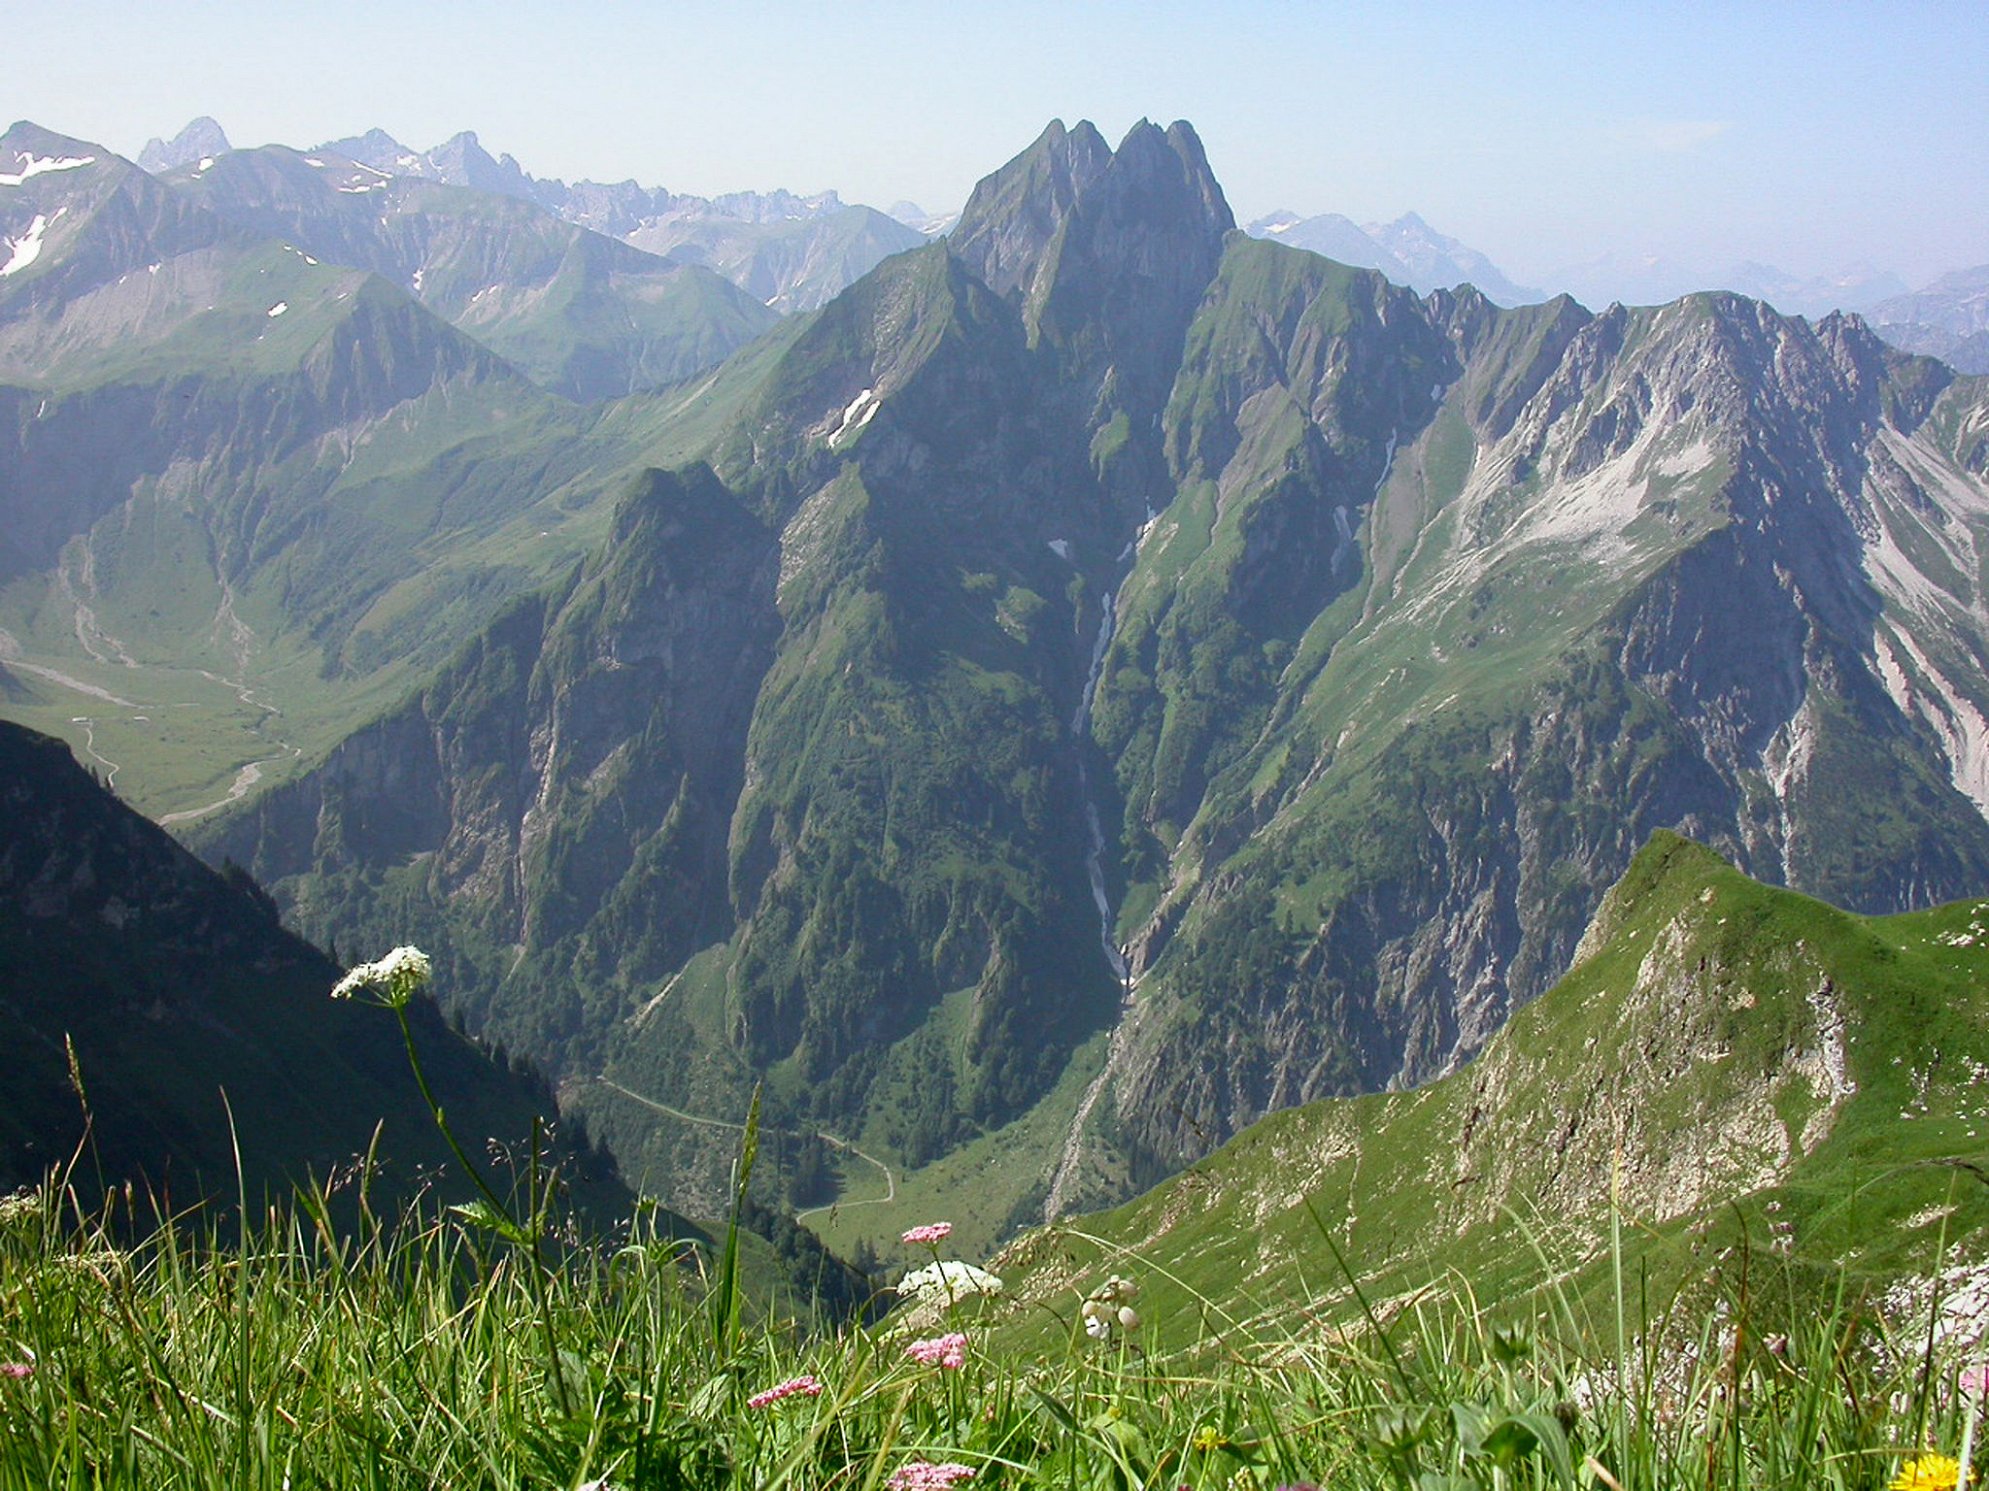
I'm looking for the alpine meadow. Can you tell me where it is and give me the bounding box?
[3,54,1989,1491]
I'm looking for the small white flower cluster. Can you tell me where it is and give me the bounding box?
[330,945,433,1009]
[896,1260,1004,1308]
[1080,1274,1141,1340]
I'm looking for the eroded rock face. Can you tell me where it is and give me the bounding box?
[1089,289,1989,1191]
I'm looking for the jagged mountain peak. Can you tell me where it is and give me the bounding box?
[315,128,416,173]
[948,118,1114,298]
[137,116,230,174]
[948,115,1233,408]
[1122,117,1231,231]
[951,118,1231,293]
[422,130,537,200]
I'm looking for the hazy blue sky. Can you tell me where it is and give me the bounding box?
[5,0,1984,286]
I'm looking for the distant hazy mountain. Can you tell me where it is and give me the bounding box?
[136,115,230,174]
[314,127,923,313]
[1244,213,1913,324]
[1867,264,1989,374]
[160,142,778,399]
[1719,260,1907,318]
[889,201,959,236]
[1245,209,1541,306]
[1547,250,1907,319]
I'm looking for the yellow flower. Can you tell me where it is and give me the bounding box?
[1191,1425,1227,1453]
[1890,1452,1962,1491]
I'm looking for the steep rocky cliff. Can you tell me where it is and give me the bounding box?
[1091,276,1989,1194]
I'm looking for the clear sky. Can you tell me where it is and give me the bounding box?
[5,0,1984,287]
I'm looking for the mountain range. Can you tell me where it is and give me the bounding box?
[139,116,928,318]
[1242,208,1964,337]
[7,114,1989,1248]
[135,116,1987,359]
[1245,209,1544,307]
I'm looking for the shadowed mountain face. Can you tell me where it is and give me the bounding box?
[0,719,578,1206]
[15,116,1989,1230]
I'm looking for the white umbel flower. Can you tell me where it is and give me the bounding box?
[896,1260,1004,1306]
[330,945,433,1009]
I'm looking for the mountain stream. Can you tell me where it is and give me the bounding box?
[1045,572,1139,1218]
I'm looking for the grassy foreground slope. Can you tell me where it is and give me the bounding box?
[998,832,1989,1339]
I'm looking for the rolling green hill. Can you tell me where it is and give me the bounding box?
[994,832,1989,1339]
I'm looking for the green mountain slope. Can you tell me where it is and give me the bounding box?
[198,118,1235,1221]
[0,123,775,819]
[996,832,1989,1334]
[1076,272,1989,1199]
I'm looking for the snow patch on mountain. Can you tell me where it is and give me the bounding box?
[826,388,879,447]
[1,213,50,276]
[0,154,94,187]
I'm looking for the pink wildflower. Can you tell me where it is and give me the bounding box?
[887,1462,976,1491]
[1962,1363,1988,1397]
[747,1374,823,1409]
[901,1221,953,1246]
[0,1362,31,1379]
[905,1330,969,1370]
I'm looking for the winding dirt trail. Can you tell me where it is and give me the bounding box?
[159,755,291,825]
[589,1077,898,1222]
[73,717,124,787]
